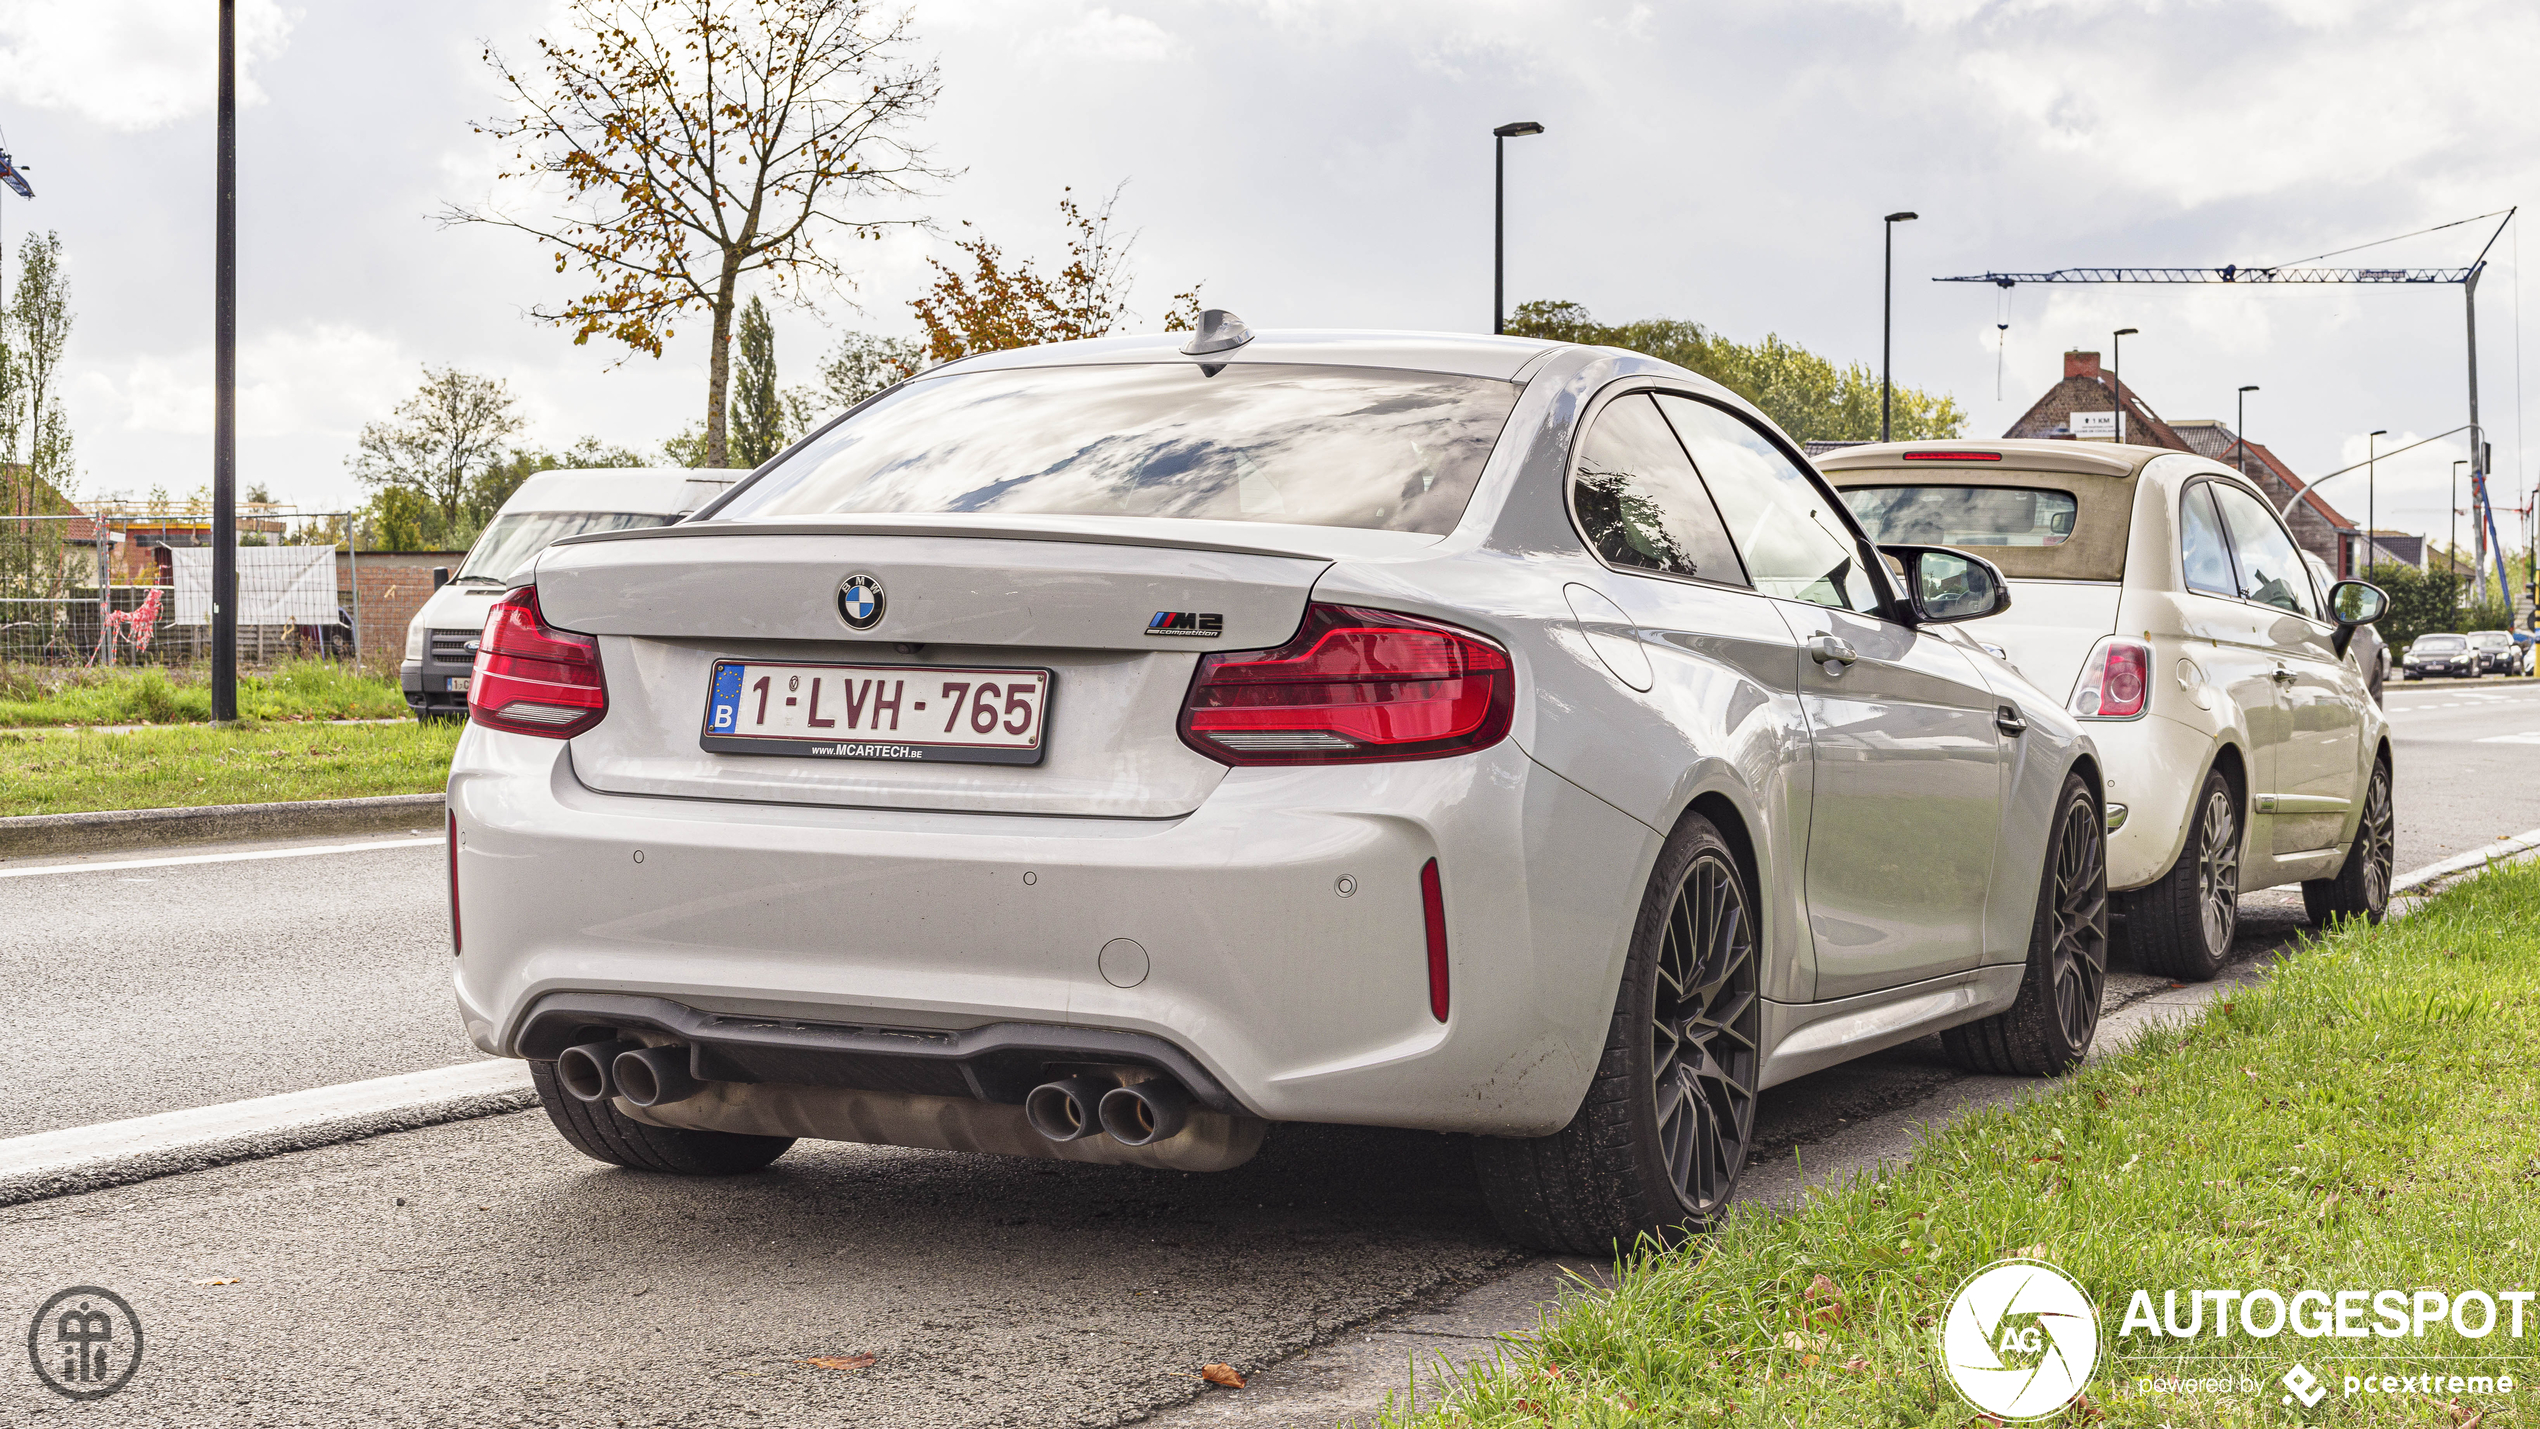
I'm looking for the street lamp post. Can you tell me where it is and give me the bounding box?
[211,0,238,722]
[1881,211,1917,442]
[1491,121,1544,336]
[2365,429,2389,580]
[2111,328,2138,443]
[2235,385,2259,478]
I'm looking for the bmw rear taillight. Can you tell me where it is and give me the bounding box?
[1179,604,1514,765]
[2070,636,2151,719]
[469,586,608,738]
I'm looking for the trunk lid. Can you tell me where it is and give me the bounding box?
[532,520,1365,818]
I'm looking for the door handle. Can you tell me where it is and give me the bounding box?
[2270,667,2297,684]
[1995,705,2028,736]
[1806,634,1857,667]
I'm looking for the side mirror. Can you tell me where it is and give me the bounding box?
[1882,544,2012,624]
[2326,579,2387,657]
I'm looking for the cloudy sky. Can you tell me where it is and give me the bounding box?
[2,0,2534,553]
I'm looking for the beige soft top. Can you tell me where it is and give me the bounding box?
[1815,439,2162,582]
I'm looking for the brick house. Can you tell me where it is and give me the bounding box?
[335,549,468,663]
[2005,351,2363,575]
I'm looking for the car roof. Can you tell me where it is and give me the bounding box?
[923,328,1562,383]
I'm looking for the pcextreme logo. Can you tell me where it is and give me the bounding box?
[1940,1259,2102,1420]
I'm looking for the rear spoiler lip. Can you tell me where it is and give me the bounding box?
[544,513,1441,564]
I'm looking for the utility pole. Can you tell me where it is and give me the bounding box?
[2453,458,2467,627]
[2367,429,2388,579]
[1881,211,1917,442]
[212,0,238,721]
[2111,328,2137,443]
[2235,385,2258,479]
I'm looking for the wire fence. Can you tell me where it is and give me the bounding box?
[1,511,366,668]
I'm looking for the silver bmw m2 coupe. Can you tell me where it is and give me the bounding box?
[451,314,2108,1251]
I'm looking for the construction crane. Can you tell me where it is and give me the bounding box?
[1938,209,2520,612]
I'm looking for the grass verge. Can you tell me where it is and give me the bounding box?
[0,660,409,727]
[1391,865,2540,1428]
[0,719,460,815]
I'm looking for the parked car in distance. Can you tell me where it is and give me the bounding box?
[2466,629,2523,676]
[2403,632,2476,680]
[451,319,2112,1253]
[401,469,736,720]
[1826,439,2394,983]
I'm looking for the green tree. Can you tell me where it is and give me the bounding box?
[781,329,924,433]
[5,231,75,492]
[471,436,649,524]
[729,294,784,467]
[910,188,1202,365]
[1507,299,1966,445]
[350,368,527,527]
[452,0,947,470]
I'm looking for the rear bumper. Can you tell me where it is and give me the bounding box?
[448,727,1654,1135]
[2087,712,2224,890]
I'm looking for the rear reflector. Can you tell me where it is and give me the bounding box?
[1902,450,2005,461]
[1179,604,1514,765]
[2071,636,2151,719]
[470,586,608,738]
[1420,858,1449,1023]
[447,810,462,958]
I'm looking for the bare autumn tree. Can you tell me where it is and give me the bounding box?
[911,188,1202,364]
[450,0,944,467]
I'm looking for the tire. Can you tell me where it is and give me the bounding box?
[1473,811,1761,1255]
[2123,766,2241,981]
[529,1058,796,1175]
[1941,771,2109,1076]
[2302,758,2393,926]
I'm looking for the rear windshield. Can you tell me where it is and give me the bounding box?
[1839,485,2078,547]
[459,511,673,582]
[2415,635,2467,650]
[711,362,1520,535]
[2470,632,2513,646]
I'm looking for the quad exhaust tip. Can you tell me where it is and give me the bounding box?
[556,1038,641,1103]
[1098,1080,1189,1147]
[1023,1076,1111,1142]
[555,1039,706,1108]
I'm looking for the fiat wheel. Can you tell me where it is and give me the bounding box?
[2125,766,2240,981]
[2302,758,2394,926]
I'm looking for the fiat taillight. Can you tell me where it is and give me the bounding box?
[1178,604,1514,765]
[469,586,608,738]
[2071,636,2151,719]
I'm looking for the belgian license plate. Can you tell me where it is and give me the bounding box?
[700,660,1051,765]
[447,675,471,693]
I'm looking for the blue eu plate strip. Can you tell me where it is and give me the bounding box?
[708,662,745,732]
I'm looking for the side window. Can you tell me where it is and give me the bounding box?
[2179,483,2239,598]
[1570,393,1747,585]
[2210,482,2319,619]
[1655,393,1880,613]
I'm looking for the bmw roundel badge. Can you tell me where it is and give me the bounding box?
[836,574,886,630]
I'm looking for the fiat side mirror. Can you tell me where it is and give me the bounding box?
[1882,545,2012,625]
[2327,579,2387,656]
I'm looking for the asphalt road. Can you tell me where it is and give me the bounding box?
[0,686,2529,1424]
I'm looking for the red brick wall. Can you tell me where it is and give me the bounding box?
[336,551,467,664]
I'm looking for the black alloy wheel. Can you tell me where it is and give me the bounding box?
[2046,790,2110,1052]
[1943,770,2110,1076]
[1650,849,1761,1218]
[2303,759,2394,926]
[1473,812,1762,1253]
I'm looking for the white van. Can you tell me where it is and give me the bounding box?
[401,468,736,719]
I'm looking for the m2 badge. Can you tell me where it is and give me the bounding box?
[1146,611,1223,637]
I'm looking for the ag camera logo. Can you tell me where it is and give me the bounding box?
[1941,1259,2100,1420]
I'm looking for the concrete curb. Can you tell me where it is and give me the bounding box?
[0,791,445,860]
[0,1060,536,1209]
[2391,824,2540,895]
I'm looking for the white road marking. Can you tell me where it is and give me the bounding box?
[0,1060,534,1186]
[0,836,438,880]
[2474,732,2540,744]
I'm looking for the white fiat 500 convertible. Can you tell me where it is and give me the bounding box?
[1825,440,2393,980]
[452,317,2109,1251]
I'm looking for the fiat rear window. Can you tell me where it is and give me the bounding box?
[711,363,1520,535]
[1839,485,2079,548]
